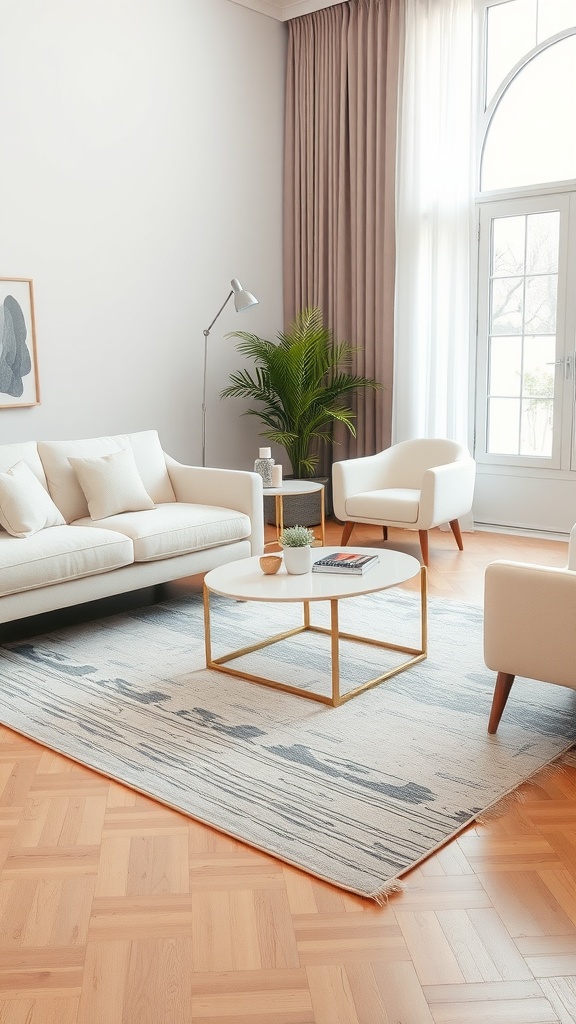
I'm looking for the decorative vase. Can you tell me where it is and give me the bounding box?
[283,545,313,575]
[254,446,274,488]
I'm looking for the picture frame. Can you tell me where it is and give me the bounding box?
[0,277,40,408]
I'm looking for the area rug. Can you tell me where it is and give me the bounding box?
[0,589,575,901]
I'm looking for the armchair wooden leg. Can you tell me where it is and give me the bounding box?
[418,530,429,566]
[488,672,515,734]
[382,526,388,541]
[449,519,464,551]
[341,522,354,545]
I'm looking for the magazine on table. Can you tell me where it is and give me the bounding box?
[312,552,379,575]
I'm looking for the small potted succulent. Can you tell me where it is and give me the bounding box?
[279,525,316,575]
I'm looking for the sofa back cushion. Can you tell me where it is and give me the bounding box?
[69,448,156,520]
[38,430,176,522]
[0,441,47,486]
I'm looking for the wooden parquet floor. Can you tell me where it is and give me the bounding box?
[1,523,575,1023]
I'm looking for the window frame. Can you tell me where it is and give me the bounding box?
[473,0,576,472]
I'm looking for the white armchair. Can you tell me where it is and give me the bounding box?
[484,525,576,733]
[332,438,476,565]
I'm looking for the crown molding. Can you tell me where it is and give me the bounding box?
[227,0,343,21]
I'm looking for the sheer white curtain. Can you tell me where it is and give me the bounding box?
[393,0,474,445]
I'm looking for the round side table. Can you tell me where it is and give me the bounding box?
[263,479,326,548]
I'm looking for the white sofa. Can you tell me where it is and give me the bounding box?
[0,429,264,626]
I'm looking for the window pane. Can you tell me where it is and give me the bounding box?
[522,336,556,397]
[489,336,522,395]
[493,216,525,274]
[520,398,553,455]
[486,0,536,107]
[538,0,576,42]
[491,277,524,335]
[525,275,557,333]
[482,35,576,190]
[526,211,559,273]
[488,397,521,453]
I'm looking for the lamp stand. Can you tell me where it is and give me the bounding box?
[200,278,258,467]
[201,290,233,467]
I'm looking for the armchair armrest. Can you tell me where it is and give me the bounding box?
[419,458,476,528]
[165,456,264,556]
[484,560,576,688]
[332,451,394,520]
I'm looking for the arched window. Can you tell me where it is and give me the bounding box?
[482,32,576,191]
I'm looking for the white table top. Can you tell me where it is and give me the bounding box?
[262,479,324,497]
[204,547,421,603]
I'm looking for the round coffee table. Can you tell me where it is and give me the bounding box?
[203,548,427,707]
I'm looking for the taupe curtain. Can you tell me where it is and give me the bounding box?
[284,0,403,468]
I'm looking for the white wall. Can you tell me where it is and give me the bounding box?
[0,0,285,467]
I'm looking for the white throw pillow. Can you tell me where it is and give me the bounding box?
[69,447,156,521]
[0,460,66,538]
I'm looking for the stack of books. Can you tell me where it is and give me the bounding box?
[312,552,379,575]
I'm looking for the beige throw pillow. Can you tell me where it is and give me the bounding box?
[0,460,66,538]
[69,447,156,521]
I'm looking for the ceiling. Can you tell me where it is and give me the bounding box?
[228,0,342,21]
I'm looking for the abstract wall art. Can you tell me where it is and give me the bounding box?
[0,278,40,408]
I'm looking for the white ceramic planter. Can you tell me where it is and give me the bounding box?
[283,545,313,575]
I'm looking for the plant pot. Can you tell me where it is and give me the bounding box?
[283,546,313,575]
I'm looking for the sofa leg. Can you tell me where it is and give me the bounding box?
[341,522,354,545]
[382,526,388,541]
[449,518,464,551]
[488,672,515,734]
[418,530,429,566]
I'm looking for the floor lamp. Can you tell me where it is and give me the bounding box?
[201,278,258,467]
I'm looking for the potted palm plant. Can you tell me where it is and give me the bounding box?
[220,307,381,523]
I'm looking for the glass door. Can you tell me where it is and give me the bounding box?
[475,194,575,473]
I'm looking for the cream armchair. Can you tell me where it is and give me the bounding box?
[332,438,476,565]
[484,525,576,734]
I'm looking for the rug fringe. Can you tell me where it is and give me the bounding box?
[476,743,576,825]
[371,878,405,905]
[476,788,523,824]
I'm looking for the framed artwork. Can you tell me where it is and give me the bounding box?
[0,278,40,408]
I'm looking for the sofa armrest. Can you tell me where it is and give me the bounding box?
[484,559,576,688]
[165,456,264,556]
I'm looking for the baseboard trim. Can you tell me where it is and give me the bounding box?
[473,522,570,542]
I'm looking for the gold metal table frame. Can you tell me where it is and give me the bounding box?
[203,564,427,708]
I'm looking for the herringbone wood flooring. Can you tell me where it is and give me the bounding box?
[1,523,575,1023]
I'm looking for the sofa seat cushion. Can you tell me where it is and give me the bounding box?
[346,488,420,524]
[72,503,252,562]
[0,526,134,598]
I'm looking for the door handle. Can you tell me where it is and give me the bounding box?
[545,357,574,380]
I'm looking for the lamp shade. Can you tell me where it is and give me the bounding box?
[231,278,258,313]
